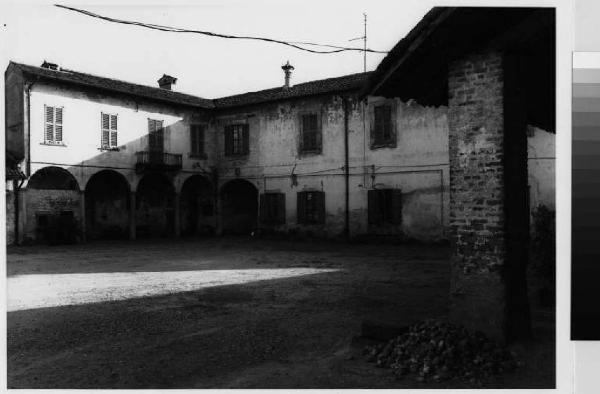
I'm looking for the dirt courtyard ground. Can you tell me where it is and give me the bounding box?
[6,238,554,388]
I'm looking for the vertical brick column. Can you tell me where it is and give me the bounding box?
[447,50,508,341]
[79,190,86,242]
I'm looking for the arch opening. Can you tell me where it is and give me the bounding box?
[85,170,130,240]
[25,166,80,244]
[180,175,215,237]
[220,179,258,235]
[136,173,175,238]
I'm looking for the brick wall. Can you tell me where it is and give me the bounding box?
[447,50,508,340]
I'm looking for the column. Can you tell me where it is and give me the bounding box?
[79,190,86,242]
[447,49,519,342]
[174,193,181,238]
[129,191,136,240]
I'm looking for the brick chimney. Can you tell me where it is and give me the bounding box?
[41,61,59,71]
[281,61,294,89]
[158,74,177,90]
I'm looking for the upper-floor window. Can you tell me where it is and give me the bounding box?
[372,104,395,148]
[300,113,321,153]
[44,105,63,144]
[101,112,118,149]
[190,124,205,158]
[148,119,164,152]
[224,124,249,156]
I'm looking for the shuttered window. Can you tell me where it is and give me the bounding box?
[101,113,118,149]
[297,191,325,225]
[44,105,63,144]
[372,105,394,147]
[260,192,286,225]
[224,124,249,156]
[300,113,321,153]
[148,119,164,152]
[190,125,205,157]
[368,189,402,225]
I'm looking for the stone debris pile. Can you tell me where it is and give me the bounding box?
[364,319,518,383]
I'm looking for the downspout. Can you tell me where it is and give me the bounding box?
[343,96,350,240]
[25,81,34,177]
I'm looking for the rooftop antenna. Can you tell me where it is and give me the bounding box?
[349,13,367,72]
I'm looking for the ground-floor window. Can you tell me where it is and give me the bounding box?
[260,192,286,225]
[368,189,402,225]
[297,191,325,225]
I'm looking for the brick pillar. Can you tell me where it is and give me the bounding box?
[79,191,86,242]
[174,193,181,238]
[447,50,512,341]
[129,191,136,240]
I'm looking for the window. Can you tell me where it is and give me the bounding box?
[372,104,394,148]
[368,189,402,225]
[148,119,164,152]
[44,105,63,144]
[300,113,321,153]
[297,191,325,225]
[260,192,286,225]
[190,124,205,158]
[224,124,249,156]
[101,113,118,149]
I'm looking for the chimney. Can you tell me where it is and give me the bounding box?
[41,61,59,71]
[281,61,294,89]
[158,74,177,90]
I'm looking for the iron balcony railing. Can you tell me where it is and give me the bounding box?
[135,151,182,173]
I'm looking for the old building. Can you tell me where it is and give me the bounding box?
[4,8,554,255]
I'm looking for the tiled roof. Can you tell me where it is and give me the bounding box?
[10,62,215,109]
[8,62,372,110]
[213,72,373,109]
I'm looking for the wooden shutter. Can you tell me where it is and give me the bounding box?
[101,113,110,147]
[110,115,118,147]
[368,189,381,225]
[391,189,403,225]
[54,107,63,142]
[259,193,267,224]
[224,126,232,155]
[315,113,322,152]
[191,125,198,155]
[198,126,205,155]
[297,192,306,224]
[243,124,250,154]
[45,105,54,142]
[277,193,286,224]
[315,191,325,224]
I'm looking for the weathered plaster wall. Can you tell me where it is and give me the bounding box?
[21,189,82,243]
[27,82,214,192]
[527,126,555,210]
[212,93,450,240]
[6,185,16,245]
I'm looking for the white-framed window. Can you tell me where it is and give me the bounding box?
[101,112,118,149]
[44,105,63,144]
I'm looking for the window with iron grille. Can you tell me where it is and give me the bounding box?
[260,192,286,225]
[300,113,321,153]
[190,124,205,158]
[297,191,325,225]
[372,104,395,148]
[148,119,164,152]
[44,105,63,144]
[368,188,402,225]
[101,112,118,149]
[224,124,249,156]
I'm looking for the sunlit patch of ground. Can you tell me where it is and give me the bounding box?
[8,268,338,311]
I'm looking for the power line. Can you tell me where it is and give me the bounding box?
[54,4,389,55]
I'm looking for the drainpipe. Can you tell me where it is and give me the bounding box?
[343,96,350,240]
[25,81,35,177]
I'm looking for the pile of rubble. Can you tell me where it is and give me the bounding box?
[364,319,518,383]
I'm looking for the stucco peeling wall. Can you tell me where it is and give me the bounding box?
[212,94,450,241]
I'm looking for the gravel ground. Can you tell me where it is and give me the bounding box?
[6,237,554,388]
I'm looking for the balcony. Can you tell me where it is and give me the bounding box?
[135,151,182,173]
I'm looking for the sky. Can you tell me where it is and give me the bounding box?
[1,0,436,98]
